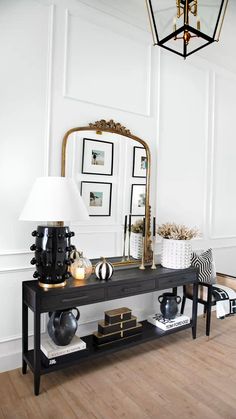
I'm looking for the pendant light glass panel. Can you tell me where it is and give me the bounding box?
[149,0,176,41]
[196,0,224,38]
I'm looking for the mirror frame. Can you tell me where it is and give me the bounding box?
[61,119,152,264]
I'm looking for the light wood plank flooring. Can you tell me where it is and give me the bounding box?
[0,315,236,419]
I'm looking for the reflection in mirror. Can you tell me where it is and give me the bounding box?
[64,130,147,262]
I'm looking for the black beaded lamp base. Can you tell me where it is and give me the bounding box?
[30,226,75,288]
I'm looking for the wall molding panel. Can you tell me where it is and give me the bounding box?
[157,53,209,236]
[0,250,32,272]
[43,4,55,177]
[0,2,54,267]
[209,68,236,240]
[63,6,152,116]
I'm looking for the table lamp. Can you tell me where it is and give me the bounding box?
[19,177,89,289]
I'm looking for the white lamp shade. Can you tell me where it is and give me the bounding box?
[19,177,89,222]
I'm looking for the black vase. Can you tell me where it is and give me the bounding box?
[158,292,181,320]
[30,226,75,288]
[47,308,80,346]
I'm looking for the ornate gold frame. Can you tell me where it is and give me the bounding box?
[61,119,152,264]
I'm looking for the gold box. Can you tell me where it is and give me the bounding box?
[93,323,142,346]
[98,316,137,335]
[104,307,132,325]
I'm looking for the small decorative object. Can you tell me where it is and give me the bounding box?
[82,138,114,176]
[98,316,137,335]
[145,0,229,59]
[151,216,156,270]
[19,177,89,288]
[105,307,132,324]
[130,218,143,259]
[122,215,128,262]
[158,222,199,269]
[81,181,112,216]
[130,184,146,216]
[95,257,114,280]
[139,217,146,270]
[148,313,190,331]
[47,308,80,346]
[158,293,181,320]
[191,249,216,284]
[93,323,142,347]
[70,248,92,280]
[93,307,142,348]
[132,146,147,178]
[41,334,86,367]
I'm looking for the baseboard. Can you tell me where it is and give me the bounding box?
[0,351,22,373]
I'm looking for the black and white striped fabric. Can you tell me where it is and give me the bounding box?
[212,284,236,319]
[191,249,216,284]
[95,260,113,280]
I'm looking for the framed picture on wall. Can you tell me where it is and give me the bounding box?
[81,181,112,216]
[130,184,146,216]
[132,146,147,178]
[82,138,114,176]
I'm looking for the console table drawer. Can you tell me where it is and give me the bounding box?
[107,279,156,299]
[158,274,197,290]
[40,288,105,312]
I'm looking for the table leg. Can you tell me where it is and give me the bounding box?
[206,285,213,337]
[34,309,41,396]
[192,281,198,339]
[22,300,28,375]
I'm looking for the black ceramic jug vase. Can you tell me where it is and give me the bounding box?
[158,293,181,320]
[47,308,80,346]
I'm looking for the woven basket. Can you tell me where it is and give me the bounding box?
[130,232,143,259]
[161,239,192,269]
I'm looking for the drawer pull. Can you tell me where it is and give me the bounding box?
[122,285,142,293]
[61,295,88,303]
[164,278,176,284]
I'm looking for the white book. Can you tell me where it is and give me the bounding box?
[41,334,86,359]
[148,313,190,331]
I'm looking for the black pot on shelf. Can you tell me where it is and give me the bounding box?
[158,292,181,320]
[30,226,75,288]
[47,308,80,346]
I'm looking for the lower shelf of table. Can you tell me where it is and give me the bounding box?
[23,320,193,375]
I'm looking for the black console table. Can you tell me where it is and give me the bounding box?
[22,265,198,395]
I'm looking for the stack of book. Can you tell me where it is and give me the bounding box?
[93,307,142,348]
[41,333,87,367]
[148,313,190,331]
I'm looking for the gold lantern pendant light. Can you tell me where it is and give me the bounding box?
[146,0,229,58]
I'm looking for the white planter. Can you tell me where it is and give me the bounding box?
[161,239,192,269]
[130,232,143,259]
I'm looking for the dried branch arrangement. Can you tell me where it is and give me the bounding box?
[157,222,199,240]
[131,219,144,234]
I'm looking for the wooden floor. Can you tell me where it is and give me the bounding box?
[1,315,236,419]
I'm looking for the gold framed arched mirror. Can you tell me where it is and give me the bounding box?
[61,119,152,265]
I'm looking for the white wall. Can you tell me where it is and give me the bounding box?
[0,0,236,372]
